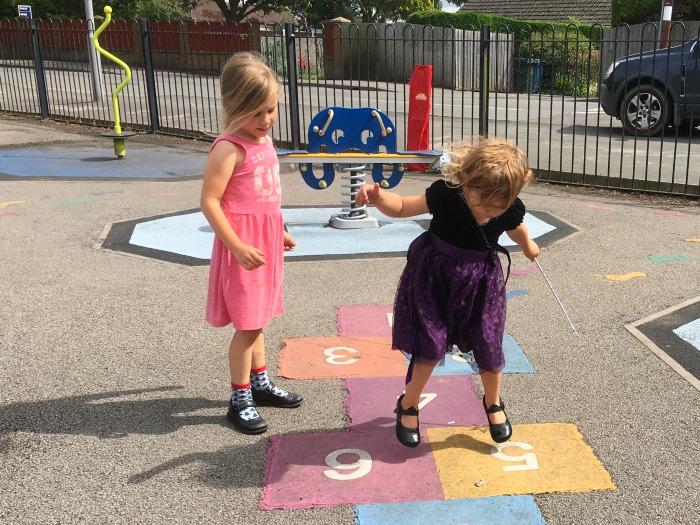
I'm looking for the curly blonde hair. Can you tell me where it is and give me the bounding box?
[442,138,533,207]
[220,52,280,132]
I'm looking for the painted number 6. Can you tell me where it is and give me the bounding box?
[490,441,539,472]
[323,346,358,365]
[323,448,372,480]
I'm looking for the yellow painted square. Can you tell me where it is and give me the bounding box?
[427,423,615,499]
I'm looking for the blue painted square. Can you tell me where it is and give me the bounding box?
[355,495,545,525]
[430,334,535,375]
[672,318,700,352]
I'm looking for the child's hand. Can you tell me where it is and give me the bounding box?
[233,243,266,270]
[522,239,540,261]
[283,230,297,251]
[356,183,381,206]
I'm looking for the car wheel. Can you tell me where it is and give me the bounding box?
[620,84,670,136]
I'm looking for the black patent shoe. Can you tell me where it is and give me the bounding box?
[227,399,268,434]
[482,396,512,443]
[395,394,420,448]
[252,383,303,408]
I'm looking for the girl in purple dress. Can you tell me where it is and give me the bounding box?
[356,139,540,447]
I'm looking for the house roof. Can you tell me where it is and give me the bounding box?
[458,0,611,26]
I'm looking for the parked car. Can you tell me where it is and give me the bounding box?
[600,38,700,136]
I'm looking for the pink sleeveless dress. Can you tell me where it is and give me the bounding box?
[205,133,284,330]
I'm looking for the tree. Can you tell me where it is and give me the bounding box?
[286,0,353,25]
[354,0,434,22]
[286,0,435,24]
[211,0,299,22]
[612,0,700,26]
[0,0,191,19]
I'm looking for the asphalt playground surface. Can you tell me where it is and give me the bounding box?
[1,115,699,524]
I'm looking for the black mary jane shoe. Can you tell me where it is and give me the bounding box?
[252,382,303,408]
[395,394,420,448]
[227,399,268,434]
[482,396,512,443]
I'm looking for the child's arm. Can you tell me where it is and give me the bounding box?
[356,183,428,218]
[200,141,266,270]
[506,223,540,261]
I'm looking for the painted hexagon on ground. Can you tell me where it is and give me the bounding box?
[101,207,576,265]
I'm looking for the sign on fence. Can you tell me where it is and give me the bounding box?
[17,5,32,19]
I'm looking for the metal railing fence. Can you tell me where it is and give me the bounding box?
[0,17,699,197]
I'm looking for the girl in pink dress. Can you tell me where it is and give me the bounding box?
[201,52,302,434]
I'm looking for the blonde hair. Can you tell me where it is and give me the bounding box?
[442,138,533,207]
[220,52,280,132]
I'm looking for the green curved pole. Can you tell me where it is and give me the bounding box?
[92,6,132,157]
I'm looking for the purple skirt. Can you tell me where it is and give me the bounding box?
[392,231,508,375]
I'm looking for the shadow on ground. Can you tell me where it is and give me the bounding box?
[0,386,225,440]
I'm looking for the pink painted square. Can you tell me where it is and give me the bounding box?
[337,304,393,337]
[344,376,487,432]
[261,428,444,509]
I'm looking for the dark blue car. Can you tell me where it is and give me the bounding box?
[600,38,700,136]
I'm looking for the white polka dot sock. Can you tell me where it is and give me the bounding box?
[251,367,289,396]
[230,385,261,419]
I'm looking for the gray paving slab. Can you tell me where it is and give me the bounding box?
[1,116,699,525]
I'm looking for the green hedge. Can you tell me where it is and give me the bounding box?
[521,32,601,96]
[407,9,602,97]
[406,9,603,42]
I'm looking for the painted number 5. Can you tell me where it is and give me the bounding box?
[323,448,372,480]
[323,346,358,365]
[490,441,539,472]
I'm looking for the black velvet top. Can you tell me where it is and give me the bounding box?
[425,180,526,251]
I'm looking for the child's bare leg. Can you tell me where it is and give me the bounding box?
[229,328,263,384]
[250,330,266,371]
[480,370,506,424]
[400,359,438,428]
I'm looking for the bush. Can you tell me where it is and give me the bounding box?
[408,10,602,96]
[521,31,601,96]
[407,9,603,42]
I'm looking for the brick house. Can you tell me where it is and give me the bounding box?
[458,0,612,25]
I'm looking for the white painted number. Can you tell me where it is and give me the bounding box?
[386,312,394,328]
[323,448,372,480]
[418,392,437,410]
[490,441,539,472]
[323,346,358,365]
[396,392,437,410]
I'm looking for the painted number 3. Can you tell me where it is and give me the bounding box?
[323,449,372,480]
[323,346,358,365]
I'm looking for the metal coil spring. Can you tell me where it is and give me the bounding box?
[339,164,368,219]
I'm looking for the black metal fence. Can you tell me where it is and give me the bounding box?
[1,17,699,197]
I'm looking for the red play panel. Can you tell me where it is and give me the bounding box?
[261,427,444,509]
[344,375,487,431]
[337,304,393,337]
[278,337,407,379]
